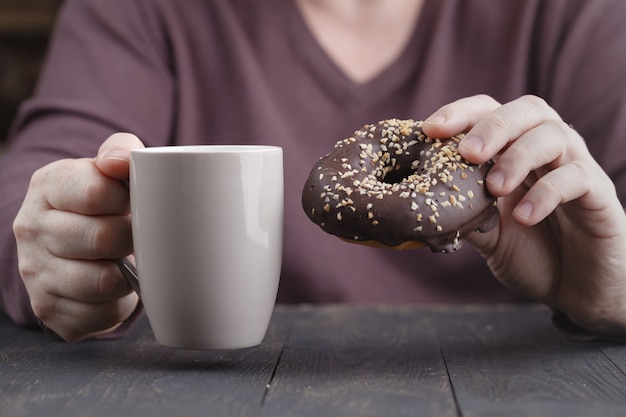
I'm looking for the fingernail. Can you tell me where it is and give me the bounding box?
[514,201,534,220]
[460,135,484,153]
[424,115,445,124]
[102,150,129,161]
[487,169,505,189]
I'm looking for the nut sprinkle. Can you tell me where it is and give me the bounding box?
[302,119,499,252]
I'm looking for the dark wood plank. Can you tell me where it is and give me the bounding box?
[261,305,458,417]
[0,313,283,417]
[436,305,626,417]
[4,304,626,417]
[600,344,626,378]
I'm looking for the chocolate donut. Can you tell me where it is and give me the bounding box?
[301,119,499,253]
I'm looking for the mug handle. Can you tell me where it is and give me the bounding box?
[113,179,142,298]
[114,258,142,299]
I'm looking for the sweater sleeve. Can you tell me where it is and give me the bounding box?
[0,0,174,326]
[535,0,626,204]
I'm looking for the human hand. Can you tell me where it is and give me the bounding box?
[422,95,626,336]
[13,133,145,342]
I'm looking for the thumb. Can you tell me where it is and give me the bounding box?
[95,132,145,180]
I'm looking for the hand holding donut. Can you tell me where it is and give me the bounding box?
[422,94,626,337]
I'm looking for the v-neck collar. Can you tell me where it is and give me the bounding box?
[284,0,439,109]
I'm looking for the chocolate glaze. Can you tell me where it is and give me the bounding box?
[301,119,499,252]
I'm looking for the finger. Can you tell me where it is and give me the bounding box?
[43,211,132,260]
[422,94,502,138]
[95,132,145,180]
[34,159,130,216]
[41,259,134,303]
[513,161,591,226]
[33,292,139,343]
[458,95,562,164]
[485,120,579,196]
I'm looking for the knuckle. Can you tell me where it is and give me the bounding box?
[86,222,113,256]
[80,178,107,213]
[52,324,84,343]
[503,141,528,162]
[30,159,69,190]
[13,194,49,246]
[568,159,590,176]
[16,260,39,283]
[30,298,55,323]
[565,160,593,189]
[547,119,574,139]
[473,93,499,106]
[535,175,560,197]
[28,166,49,189]
[520,95,562,122]
[486,112,509,131]
[520,94,548,110]
[81,301,130,336]
[85,218,131,258]
[12,213,37,242]
[473,93,491,101]
[98,263,124,296]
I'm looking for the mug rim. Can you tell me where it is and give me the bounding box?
[131,145,282,154]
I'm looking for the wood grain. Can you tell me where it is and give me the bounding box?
[0,315,282,417]
[436,305,626,417]
[2,304,626,417]
[261,305,457,417]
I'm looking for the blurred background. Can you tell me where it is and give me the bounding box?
[0,0,62,144]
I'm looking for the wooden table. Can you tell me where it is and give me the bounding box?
[1,304,626,416]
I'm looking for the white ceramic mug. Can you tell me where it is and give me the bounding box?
[128,145,283,350]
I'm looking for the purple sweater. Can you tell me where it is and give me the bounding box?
[2,0,626,327]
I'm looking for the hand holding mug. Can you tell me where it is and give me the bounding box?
[13,133,143,342]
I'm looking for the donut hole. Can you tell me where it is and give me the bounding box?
[380,164,415,184]
[378,152,423,184]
